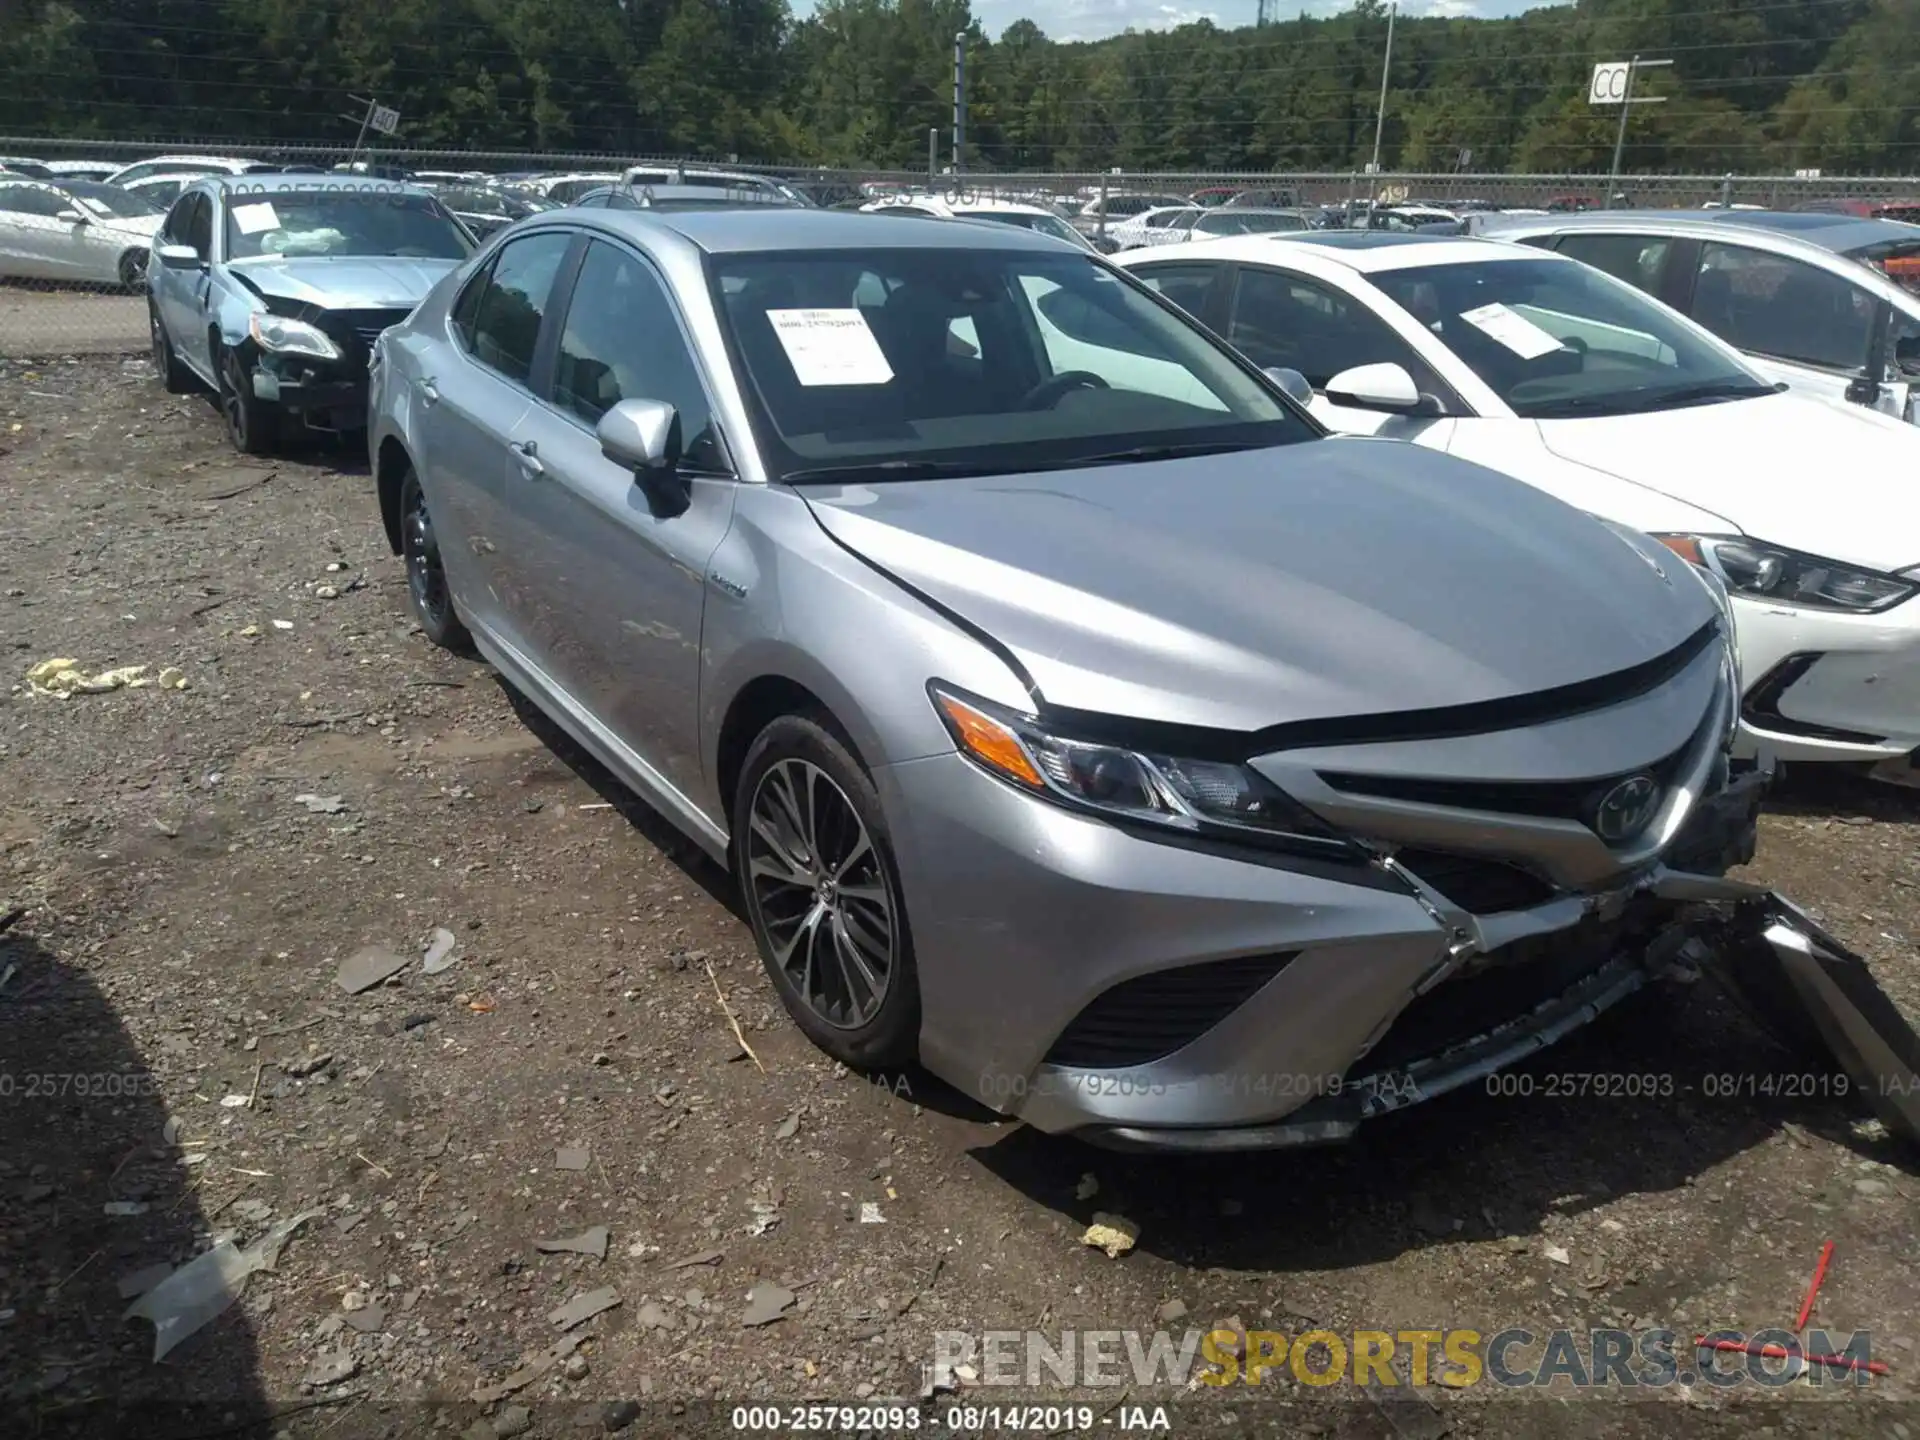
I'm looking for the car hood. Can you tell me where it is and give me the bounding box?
[803,438,1715,733]
[1536,392,1920,573]
[227,255,461,310]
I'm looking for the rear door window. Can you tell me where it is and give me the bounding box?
[1692,243,1875,372]
[1553,233,1672,298]
[465,231,574,385]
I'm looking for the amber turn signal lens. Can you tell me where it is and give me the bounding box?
[934,693,1046,789]
[1654,534,1704,565]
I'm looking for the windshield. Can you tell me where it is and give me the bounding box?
[961,210,1092,248]
[709,247,1313,482]
[1370,257,1771,419]
[223,189,472,261]
[63,180,163,218]
[1196,211,1304,236]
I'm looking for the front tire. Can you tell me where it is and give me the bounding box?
[733,715,920,1068]
[118,248,149,292]
[399,467,471,652]
[218,345,277,456]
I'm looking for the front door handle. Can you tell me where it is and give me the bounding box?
[508,440,544,477]
[417,378,440,406]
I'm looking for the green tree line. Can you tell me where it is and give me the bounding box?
[2,0,1915,173]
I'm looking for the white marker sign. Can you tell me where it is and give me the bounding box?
[231,202,280,234]
[1458,302,1564,360]
[766,309,895,388]
[1589,61,1632,105]
[369,105,401,136]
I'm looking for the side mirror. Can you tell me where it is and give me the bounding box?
[155,243,201,269]
[56,208,87,225]
[597,398,689,517]
[1324,362,1426,415]
[1262,366,1315,407]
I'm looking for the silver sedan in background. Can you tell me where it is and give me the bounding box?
[364,208,1919,1150]
[0,176,164,287]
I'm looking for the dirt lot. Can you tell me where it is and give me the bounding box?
[0,284,149,358]
[2,349,1918,1440]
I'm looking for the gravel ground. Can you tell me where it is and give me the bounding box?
[0,284,148,358]
[2,351,1919,1439]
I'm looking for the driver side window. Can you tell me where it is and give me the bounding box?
[184,195,213,255]
[1227,266,1432,392]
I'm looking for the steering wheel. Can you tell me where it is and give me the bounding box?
[1021,370,1110,409]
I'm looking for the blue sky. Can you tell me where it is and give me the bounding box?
[789,0,1572,45]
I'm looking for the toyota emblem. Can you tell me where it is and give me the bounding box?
[1593,774,1662,842]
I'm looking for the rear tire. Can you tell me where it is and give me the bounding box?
[218,345,278,456]
[733,714,920,1069]
[399,467,471,652]
[149,302,195,395]
[118,248,149,292]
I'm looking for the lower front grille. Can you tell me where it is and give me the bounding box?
[313,308,415,365]
[1742,653,1885,745]
[1349,901,1670,1077]
[1393,847,1555,914]
[1044,953,1297,1070]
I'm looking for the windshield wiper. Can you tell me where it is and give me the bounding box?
[781,459,1032,485]
[1069,439,1280,467]
[1629,380,1780,411]
[1527,380,1778,418]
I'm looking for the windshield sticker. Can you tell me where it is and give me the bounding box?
[231,201,280,235]
[766,308,895,387]
[1457,301,1564,360]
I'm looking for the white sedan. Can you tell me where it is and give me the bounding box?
[0,176,165,287]
[1118,232,1920,773]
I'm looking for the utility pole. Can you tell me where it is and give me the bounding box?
[928,127,938,182]
[952,32,967,177]
[1600,55,1671,210]
[1369,1,1397,179]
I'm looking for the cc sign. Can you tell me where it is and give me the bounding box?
[1589,61,1632,104]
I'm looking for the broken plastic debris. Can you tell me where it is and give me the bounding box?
[472,1334,581,1404]
[742,1281,796,1327]
[774,1109,801,1140]
[536,1226,611,1260]
[271,619,293,630]
[218,1094,250,1109]
[1544,1245,1571,1265]
[1082,1213,1139,1258]
[156,667,188,690]
[116,1264,174,1301]
[294,793,345,814]
[421,926,459,975]
[859,1202,885,1224]
[335,944,408,995]
[554,1147,590,1172]
[548,1286,621,1331]
[124,1209,320,1361]
[26,658,153,697]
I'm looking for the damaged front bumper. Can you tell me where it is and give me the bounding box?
[1085,871,1920,1153]
[249,351,368,432]
[1069,764,1917,1153]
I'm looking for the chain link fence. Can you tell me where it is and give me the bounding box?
[3,133,1917,358]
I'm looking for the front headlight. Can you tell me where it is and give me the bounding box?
[248,311,341,360]
[1653,534,1916,614]
[929,683,1351,855]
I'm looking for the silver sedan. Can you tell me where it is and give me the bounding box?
[364,207,1916,1150]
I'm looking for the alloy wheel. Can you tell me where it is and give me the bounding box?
[403,485,451,631]
[220,353,250,450]
[745,758,895,1029]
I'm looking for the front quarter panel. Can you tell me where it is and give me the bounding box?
[697,483,1034,824]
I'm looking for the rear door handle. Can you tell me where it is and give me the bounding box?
[416,378,440,406]
[508,439,544,477]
